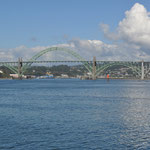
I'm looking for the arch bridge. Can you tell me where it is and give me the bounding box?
[0,47,149,80]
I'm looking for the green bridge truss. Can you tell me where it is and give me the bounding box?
[22,47,93,74]
[1,63,18,74]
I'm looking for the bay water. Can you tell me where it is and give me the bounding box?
[0,79,150,149]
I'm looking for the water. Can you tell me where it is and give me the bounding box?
[0,79,150,150]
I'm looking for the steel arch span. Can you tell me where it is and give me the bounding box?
[96,62,141,78]
[22,47,92,73]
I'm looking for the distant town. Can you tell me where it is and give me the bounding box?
[0,64,150,79]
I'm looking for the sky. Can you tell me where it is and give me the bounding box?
[0,0,150,61]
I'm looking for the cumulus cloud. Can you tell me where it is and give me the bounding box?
[119,3,150,49]
[0,38,150,62]
[0,46,49,61]
[65,39,150,61]
[100,3,150,54]
[100,23,120,40]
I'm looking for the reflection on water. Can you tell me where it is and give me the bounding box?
[0,79,150,149]
[120,83,150,149]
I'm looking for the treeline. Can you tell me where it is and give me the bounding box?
[0,65,87,78]
[24,65,86,76]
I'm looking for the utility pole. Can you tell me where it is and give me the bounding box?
[141,60,144,80]
[92,56,96,80]
[18,57,23,79]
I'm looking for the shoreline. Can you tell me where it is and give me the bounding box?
[0,77,150,80]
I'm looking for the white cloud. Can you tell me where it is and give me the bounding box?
[0,46,49,61]
[100,23,119,40]
[119,3,150,48]
[1,38,150,62]
[65,39,150,61]
[100,3,150,54]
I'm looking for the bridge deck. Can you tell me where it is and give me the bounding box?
[0,60,148,64]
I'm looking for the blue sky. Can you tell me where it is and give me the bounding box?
[1,0,150,61]
[0,0,149,48]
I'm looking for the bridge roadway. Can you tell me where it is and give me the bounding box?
[0,60,149,64]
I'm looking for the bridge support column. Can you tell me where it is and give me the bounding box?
[92,56,96,80]
[18,57,23,79]
[141,61,144,80]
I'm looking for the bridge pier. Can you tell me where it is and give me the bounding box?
[92,56,96,80]
[141,61,144,80]
[18,57,23,79]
